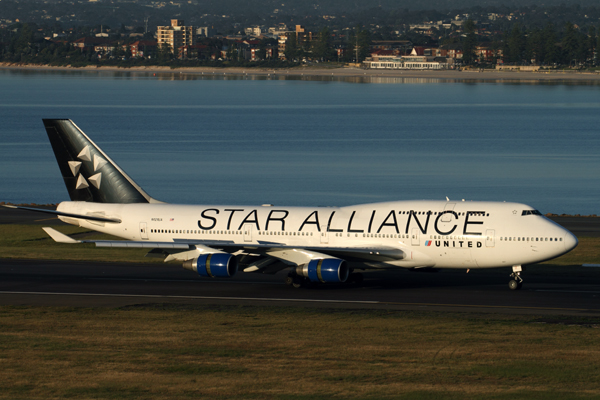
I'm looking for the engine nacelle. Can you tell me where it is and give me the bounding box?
[296,258,349,283]
[183,253,238,278]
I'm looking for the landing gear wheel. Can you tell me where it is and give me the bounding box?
[508,268,524,291]
[291,276,304,289]
[508,279,521,290]
[284,276,294,286]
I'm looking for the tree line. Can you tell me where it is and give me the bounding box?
[1,20,599,68]
[460,20,599,67]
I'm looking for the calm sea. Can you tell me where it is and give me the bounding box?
[0,69,599,215]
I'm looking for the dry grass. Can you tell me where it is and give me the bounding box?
[543,237,600,265]
[0,225,159,263]
[1,306,599,399]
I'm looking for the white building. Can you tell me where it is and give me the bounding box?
[364,55,447,70]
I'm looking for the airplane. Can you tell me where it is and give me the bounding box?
[5,119,578,290]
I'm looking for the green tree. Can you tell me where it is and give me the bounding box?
[284,33,299,61]
[543,23,559,65]
[562,22,580,66]
[348,26,371,63]
[156,42,173,62]
[597,26,600,66]
[506,24,525,64]
[588,27,596,66]
[312,27,334,62]
[10,23,35,61]
[461,19,477,65]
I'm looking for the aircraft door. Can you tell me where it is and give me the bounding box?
[411,228,420,246]
[486,229,495,247]
[244,225,253,242]
[139,222,148,240]
[320,225,329,244]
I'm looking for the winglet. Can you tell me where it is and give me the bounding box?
[42,227,81,244]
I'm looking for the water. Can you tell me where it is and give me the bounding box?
[0,69,599,215]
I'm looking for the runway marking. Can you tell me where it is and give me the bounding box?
[0,291,379,305]
[0,291,592,312]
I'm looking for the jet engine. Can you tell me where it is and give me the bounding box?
[183,253,238,278]
[296,258,349,283]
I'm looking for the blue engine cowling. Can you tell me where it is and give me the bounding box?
[186,253,238,278]
[298,258,349,283]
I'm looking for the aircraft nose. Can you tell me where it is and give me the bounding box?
[563,230,578,252]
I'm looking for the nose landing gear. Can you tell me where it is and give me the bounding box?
[509,265,523,290]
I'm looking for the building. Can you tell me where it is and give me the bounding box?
[244,26,262,37]
[72,37,113,52]
[277,25,314,60]
[157,19,195,57]
[277,33,289,59]
[197,27,216,38]
[180,44,210,60]
[364,50,448,70]
[370,40,413,54]
[129,40,158,58]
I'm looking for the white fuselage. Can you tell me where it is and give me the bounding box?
[57,200,577,270]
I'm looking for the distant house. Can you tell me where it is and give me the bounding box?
[72,37,113,52]
[474,46,501,62]
[443,43,464,60]
[129,40,157,58]
[370,40,412,54]
[180,44,210,60]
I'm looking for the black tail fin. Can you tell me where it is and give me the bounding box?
[43,119,158,204]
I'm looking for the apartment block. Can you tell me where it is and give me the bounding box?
[157,19,195,56]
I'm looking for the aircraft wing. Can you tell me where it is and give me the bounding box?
[42,227,406,268]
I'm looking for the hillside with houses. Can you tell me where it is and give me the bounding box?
[1,0,599,70]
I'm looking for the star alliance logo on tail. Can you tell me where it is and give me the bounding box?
[69,145,106,190]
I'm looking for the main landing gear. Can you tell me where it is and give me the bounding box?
[508,265,524,290]
[285,273,306,289]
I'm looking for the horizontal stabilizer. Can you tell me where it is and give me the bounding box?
[4,205,121,223]
[42,227,81,244]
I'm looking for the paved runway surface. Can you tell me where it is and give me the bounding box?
[1,259,600,316]
[1,206,599,316]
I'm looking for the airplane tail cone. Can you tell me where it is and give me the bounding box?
[43,119,158,204]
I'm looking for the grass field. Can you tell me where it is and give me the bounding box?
[1,305,600,399]
[0,224,158,263]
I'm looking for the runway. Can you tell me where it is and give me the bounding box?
[1,258,600,316]
[1,206,600,316]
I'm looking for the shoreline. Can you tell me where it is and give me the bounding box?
[2,63,600,82]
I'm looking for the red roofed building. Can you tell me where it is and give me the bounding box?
[129,40,157,58]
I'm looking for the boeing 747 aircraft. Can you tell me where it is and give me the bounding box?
[6,119,578,290]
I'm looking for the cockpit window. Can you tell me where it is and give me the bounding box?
[522,210,542,216]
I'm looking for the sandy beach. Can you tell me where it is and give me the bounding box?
[2,63,600,82]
